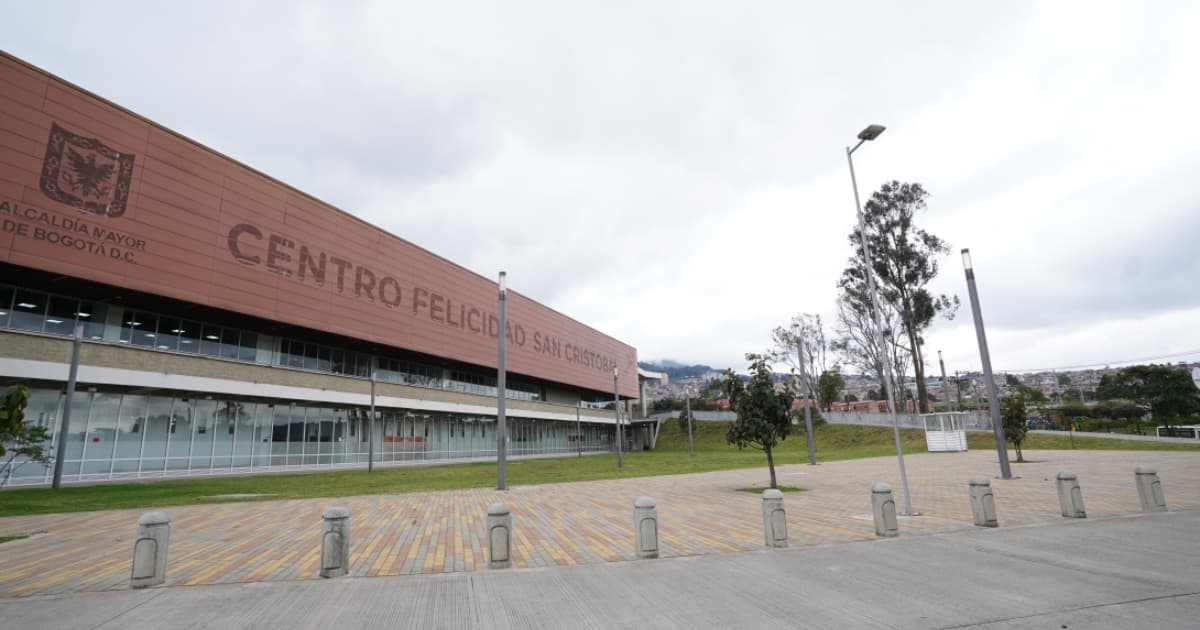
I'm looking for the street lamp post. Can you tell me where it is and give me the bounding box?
[961,249,1012,479]
[796,331,817,466]
[846,123,917,515]
[497,271,508,490]
[51,322,83,489]
[368,368,376,473]
[613,367,623,468]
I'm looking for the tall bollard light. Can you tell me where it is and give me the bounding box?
[962,249,1013,480]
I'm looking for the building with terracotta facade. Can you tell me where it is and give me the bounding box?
[0,52,641,485]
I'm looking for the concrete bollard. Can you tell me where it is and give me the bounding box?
[320,506,351,578]
[487,502,512,569]
[762,489,788,548]
[1056,471,1086,518]
[968,477,999,527]
[871,483,899,538]
[1135,466,1167,513]
[130,511,170,589]
[633,496,659,559]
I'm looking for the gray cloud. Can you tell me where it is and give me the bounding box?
[4,0,1197,373]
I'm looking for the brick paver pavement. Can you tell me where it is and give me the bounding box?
[1,449,1197,597]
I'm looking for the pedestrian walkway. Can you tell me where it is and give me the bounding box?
[1,449,1197,597]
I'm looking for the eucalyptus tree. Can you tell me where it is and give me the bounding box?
[839,181,958,413]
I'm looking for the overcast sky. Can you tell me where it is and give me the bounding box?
[4,1,1198,377]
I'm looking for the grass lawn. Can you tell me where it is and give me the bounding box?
[1,421,1197,518]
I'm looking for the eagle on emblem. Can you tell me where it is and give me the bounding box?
[63,146,116,200]
[39,122,136,218]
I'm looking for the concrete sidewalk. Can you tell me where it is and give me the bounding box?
[2,449,1199,597]
[2,510,1198,629]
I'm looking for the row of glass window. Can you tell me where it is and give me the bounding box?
[3,386,615,485]
[0,284,542,401]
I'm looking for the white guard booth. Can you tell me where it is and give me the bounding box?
[921,412,968,452]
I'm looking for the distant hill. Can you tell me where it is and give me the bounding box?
[638,361,722,380]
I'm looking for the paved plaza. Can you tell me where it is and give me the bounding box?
[1,449,1199,598]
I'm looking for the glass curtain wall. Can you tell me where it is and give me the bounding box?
[2,385,615,486]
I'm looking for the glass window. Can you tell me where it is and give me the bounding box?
[287,405,305,465]
[166,399,193,470]
[317,346,331,372]
[276,338,289,366]
[0,284,12,328]
[112,394,147,474]
[356,354,371,378]
[11,289,48,331]
[200,324,222,356]
[220,327,240,360]
[61,390,89,476]
[129,312,158,347]
[211,400,237,468]
[78,302,109,340]
[303,343,319,370]
[141,396,173,473]
[191,398,218,469]
[239,331,258,362]
[330,350,345,375]
[155,317,182,351]
[271,404,289,466]
[43,296,79,336]
[252,403,273,467]
[177,320,201,353]
[81,392,121,475]
[11,388,61,480]
[233,401,255,467]
[279,338,300,369]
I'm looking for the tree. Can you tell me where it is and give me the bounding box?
[769,313,831,408]
[676,406,694,432]
[1013,383,1048,404]
[723,354,795,489]
[1097,365,1200,426]
[1,385,53,488]
[1004,374,1020,387]
[840,181,958,413]
[831,294,910,405]
[1057,373,1071,386]
[1000,392,1028,462]
[817,370,845,412]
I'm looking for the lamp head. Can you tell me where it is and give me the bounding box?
[857,124,886,141]
[499,271,507,292]
[961,248,973,270]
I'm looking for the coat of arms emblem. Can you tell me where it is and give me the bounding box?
[39,122,135,218]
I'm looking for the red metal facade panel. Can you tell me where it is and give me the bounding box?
[0,53,638,396]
